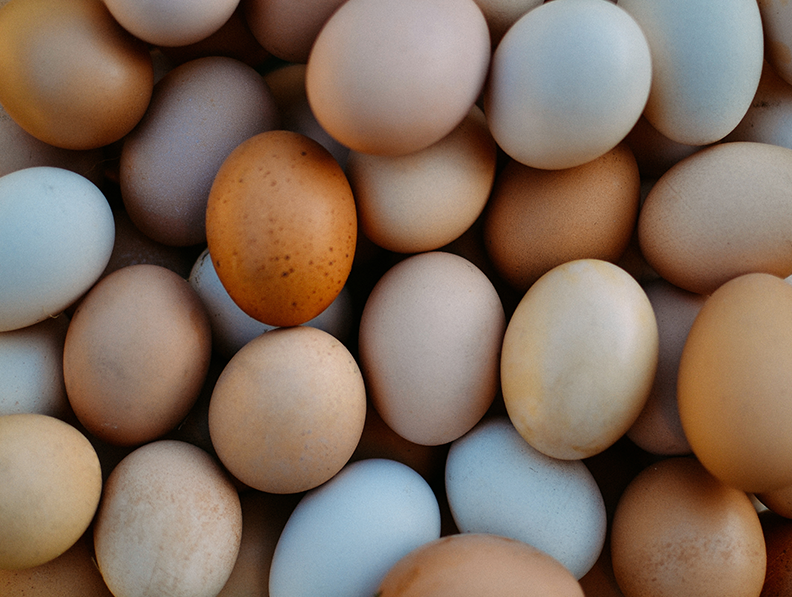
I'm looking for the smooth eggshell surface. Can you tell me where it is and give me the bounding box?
[501,259,658,460]
[376,533,585,597]
[269,458,441,597]
[611,457,766,597]
[208,326,367,494]
[358,251,506,446]
[93,440,242,597]
[0,414,102,570]
[618,0,763,146]
[0,0,153,150]
[305,0,491,156]
[206,130,357,327]
[445,417,606,579]
[484,0,651,170]
[678,272,792,494]
[63,264,212,447]
[0,167,115,333]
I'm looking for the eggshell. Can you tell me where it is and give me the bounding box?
[445,417,606,579]
[471,0,542,46]
[677,272,792,494]
[358,251,506,446]
[610,457,766,597]
[0,413,102,570]
[347,105,497,254]
[0,314,70,418]
[0,0,153,150]
[269,458,441,597]
[0,167,115,333]
[758,510,792,597]
[623,116,703,179]
[484,0,651,170]
[638,142,792,295]
[501,259,658,460]
[205,130,357,327]
[618,0,763,146]
[376,533,585,597]
[305,0,491,156]
[208,326,367,494]
[93,440,242,597]
[757,0,792,87]
[120,56,279,247]
[626,279,704,456]
[757,484,792,519]
[483,143,640,293]
[63,264,212,446]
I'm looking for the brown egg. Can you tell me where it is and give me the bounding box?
[0,413,102,570]
[483,143,641,293]
[611,457,766,597]
[208,326,367,494]
[0,0,153,150]
[376,533,585,597]
[678,272,792,494]
[206,130,357,327]
[757,484,792,520]
[93,440,242,597]
[759,510,792,597]
[121,56,279,247]
[63,264,212,446]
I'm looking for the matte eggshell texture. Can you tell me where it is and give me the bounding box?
[0,167,115,333]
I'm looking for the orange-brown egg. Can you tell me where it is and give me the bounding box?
[206,130,357,327]
[0,0,153,150]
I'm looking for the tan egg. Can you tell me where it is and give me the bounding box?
[501,259,658,460]
[208,326,367,494]
[63,264,212,446]
[306,0,491,156]
[0,413,102,570]
[0,531,113,596]
[483,143,640,293]
[358,251,506,446]
[206,130,357,327]
[626,279,705,456]
[623,116,704,180]
[638,142,792,296]
[678,272,792,494]
[757,484,792,519]
[376,533,585,597]
[121,56,279,247]
[611,457,766,597]
[244,0,347,63]
[93,440,242,597]
[0,0,153,150]
[347,105,497,254]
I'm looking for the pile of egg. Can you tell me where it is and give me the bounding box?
[3,0,792,594]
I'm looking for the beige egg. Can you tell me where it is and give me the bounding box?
[208,326,367,494]
[501,259,658,460]
[93,440,242,597]
[638,141,792,295]
[347,105,497,254]
[63,264,212,446]
[0,413,102,570]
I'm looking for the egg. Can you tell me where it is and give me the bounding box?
[0,413,102,570]
[120,56,279,247]
[755,0,792,87]
[618,0,763,146]
[63,264,212,446]
[0,167,115,333]
[638,142,792,295]
[677,272,792,494]
[445,417,607,579]
[471,0,542,46]
[205,130,357,327]
[501,259,658,460]
[623,116,704,180]
[93,440,242,597]
[610,457,766,597]
[484,0,651,170]
[208,326,367,494]
[269,458,441,597]
[305,0,491,156]
[376,533,585,597]
[0,0,153,150]
[358,251,506,446]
